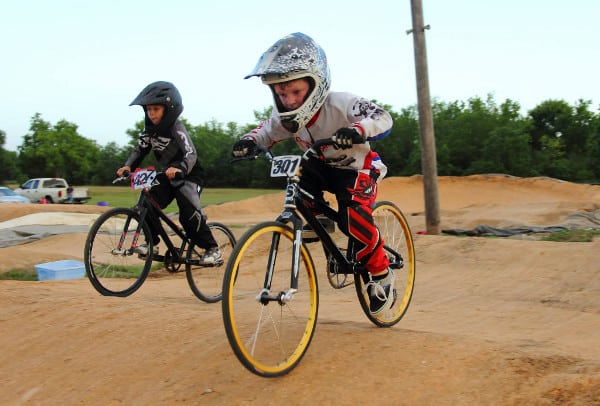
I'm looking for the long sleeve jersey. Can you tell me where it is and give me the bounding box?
[124,119,205,185]
[242,92,392,177]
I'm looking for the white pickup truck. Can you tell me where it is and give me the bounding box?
[14,178,91,204]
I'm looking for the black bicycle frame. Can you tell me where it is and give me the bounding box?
[296,195,354,271]
[272,176,360,294]
[242,139,403,299]
[133,189,190,264]
[273,177,405,294]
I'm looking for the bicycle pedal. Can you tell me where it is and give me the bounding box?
[389,258,404,270]
[204,259,225,267]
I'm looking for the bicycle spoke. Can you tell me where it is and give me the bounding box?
[186,223,236,303]
[355,201,416,326]
[222,222,318,377]
[84,208,152,297]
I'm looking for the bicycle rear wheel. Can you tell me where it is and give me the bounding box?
[355,201,416,326]
[84,207,153,296]
[222,221,319,377]
[185,222,236,303]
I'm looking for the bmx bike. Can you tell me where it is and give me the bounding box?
[222,139,416,377]
[84,167,235,302]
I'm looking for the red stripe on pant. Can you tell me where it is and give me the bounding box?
[347,205,389,275]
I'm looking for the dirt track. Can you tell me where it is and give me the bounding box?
[0,175,599,405]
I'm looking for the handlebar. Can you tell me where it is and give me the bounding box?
[232,138,338,164]
[112,171,130,184]
[112,169,184,184]
[304,138,336,160]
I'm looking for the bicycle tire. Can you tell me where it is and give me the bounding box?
[185,222,236,303]
[355,201,416,327]
[84,207,153,297]
[222,221,319,377]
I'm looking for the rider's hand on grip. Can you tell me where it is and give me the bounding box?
[232,139,257,157]
[332,128,365,149]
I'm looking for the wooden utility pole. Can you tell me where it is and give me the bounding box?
[408,0,440,234]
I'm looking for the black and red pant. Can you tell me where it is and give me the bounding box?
[299,157,389,275]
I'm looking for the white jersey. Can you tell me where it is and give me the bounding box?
[243,91,392,179]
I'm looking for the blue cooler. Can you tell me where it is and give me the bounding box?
[35,260,86,281]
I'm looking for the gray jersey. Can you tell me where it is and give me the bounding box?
[124,119,205,185]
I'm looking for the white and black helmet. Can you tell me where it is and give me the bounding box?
[245,32,331,133]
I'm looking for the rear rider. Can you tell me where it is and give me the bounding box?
[116,81,221,265]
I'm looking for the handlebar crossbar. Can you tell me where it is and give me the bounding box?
[232,138,338,164]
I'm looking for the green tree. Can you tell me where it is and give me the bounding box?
[433,96,500,175]
[527,99,597,181]
[528,100,572,151]
[0,130,8,183]
[0,130,24,183]
[11,96,600,187]
[586,114,600,181]
[191,119,238,187]
[18,113,99,183]
[469,99,534,177]
[89,141,130,185]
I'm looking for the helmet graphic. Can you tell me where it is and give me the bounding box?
[130,81,183,133]
[245,32,331,133]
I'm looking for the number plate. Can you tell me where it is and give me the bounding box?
[131,168,158,190]
[270,155,301,177]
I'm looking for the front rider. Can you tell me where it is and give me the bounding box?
[231,33,395,315]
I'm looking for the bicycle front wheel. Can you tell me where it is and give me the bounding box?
[222,221,319,378]
[355,201,416,327]
[84,207,153,296]
[185,222,236,303]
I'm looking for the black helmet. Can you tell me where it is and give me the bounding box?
[130,81,183,133]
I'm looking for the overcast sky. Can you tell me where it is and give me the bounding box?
[1,0,598,151]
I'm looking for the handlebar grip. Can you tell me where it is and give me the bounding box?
[231,144,271,163]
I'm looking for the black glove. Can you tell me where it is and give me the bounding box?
[232,139,257,157]
[332,128,365,149]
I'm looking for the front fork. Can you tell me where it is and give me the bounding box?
[259,195,306,305]
[111,206,149,256]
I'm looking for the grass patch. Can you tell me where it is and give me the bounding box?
[84,186,279,213]
[0,269,38,281]
[541,229,600,242]
[90,260,165,278]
